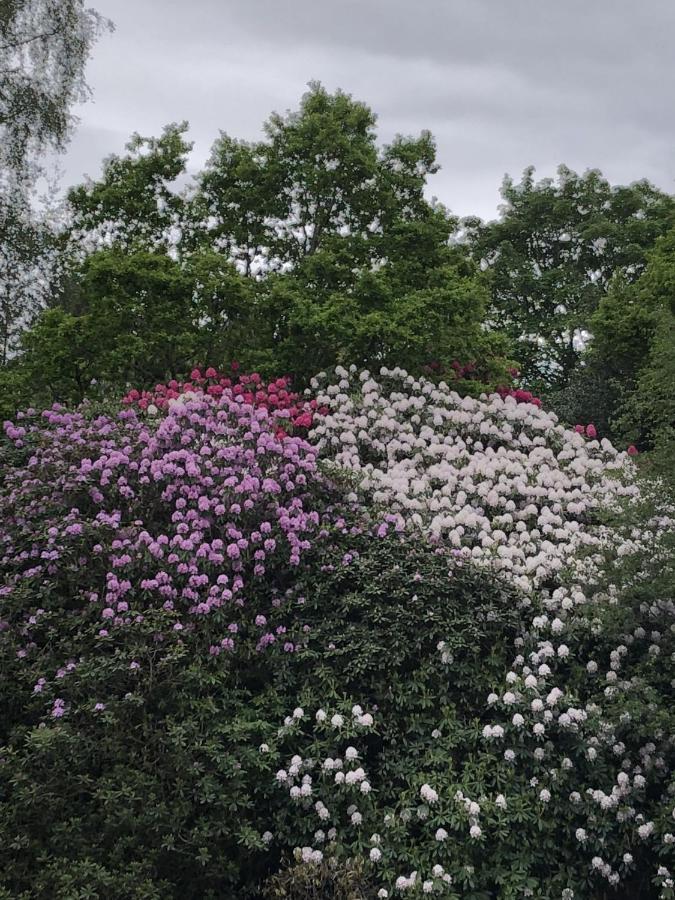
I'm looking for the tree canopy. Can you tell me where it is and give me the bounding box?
[0,0,111,189]
[465,165,674,391]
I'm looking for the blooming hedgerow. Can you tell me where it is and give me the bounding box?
[0,389,366,897]
[0,392,350,728]
[261,530,675,899]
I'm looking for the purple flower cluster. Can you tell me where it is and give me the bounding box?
[1,393,341,719]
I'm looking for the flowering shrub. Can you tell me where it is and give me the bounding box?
[0,391,352,724]
[308,366,644,592]
[121,365,323,435]
[496,385,542,407]
[0,367,673,899]
[0,392,357,896]
[258,529,675,899]
[259,536,525,879]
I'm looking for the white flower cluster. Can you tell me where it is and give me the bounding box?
[272,707,469,896]
[419,783,438,805]
[309,366,641,590]
[478,559,675,891]
[272,705,378,872]
[455,790,483,840]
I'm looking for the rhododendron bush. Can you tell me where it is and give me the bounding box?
[0,368,673,899]
[309,366,643,591]
[0,388,356,897]
[265,528,674,900]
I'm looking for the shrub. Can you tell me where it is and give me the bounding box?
[309,366,644,592]
[121,365,324,436]
[259,515,675,899]
[0,391,348,897]
[1,374,673,899]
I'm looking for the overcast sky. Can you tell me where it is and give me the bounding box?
[61,0,675,221]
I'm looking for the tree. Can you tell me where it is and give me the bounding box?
[620,306,675,481]
[46,85,512,394]
[67,123,192,255]
[20,250,199,403]
[258,242,508,386]
[465,165,674,391]
[550,226,675,466]
[0,0,112,190]
[0,0,112,368]
[595,228,675,464]
[187,82,453,276]
[17,245,262,407]
[184,83,509,383]
[0,191,51,363]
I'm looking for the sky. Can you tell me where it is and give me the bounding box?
[61,0,675,221]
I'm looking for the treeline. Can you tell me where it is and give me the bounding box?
[1,84,674,470]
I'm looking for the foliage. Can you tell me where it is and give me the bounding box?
[0,356,31,420]
[258,251,510,387]
[187,82,446,271]
[263,511,674,899]
[263,857,377,899]
[613,307,675,484]
[32,84,513,394]
[67,123,192,254]
[0,0,111,385]
[0,0,111,188]
[549,226,675,467]
[222,84,513,384]
[465,165,674,391]
[0,191,55,364]
[18,250,204,404]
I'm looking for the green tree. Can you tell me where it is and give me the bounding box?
[0,0,112,372]
[549,226,675,469]
[16,246,260,407]
[185,82,454,277]
[39,84,511,396]
[67,122,192,254]
[465,165,674,391]
[186,82,509,384]
[600,228,675,473]
[20,250,199,403]
[0,0,112,189]
[0,192,52,363]
[259,243,507,386]
[187,82,463,283]
[621,306,675,481]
